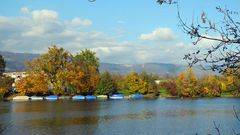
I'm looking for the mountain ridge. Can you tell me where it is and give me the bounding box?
[0,51,212,76]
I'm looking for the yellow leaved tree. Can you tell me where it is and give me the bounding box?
[125,72,147,94]
[16,72,48,95]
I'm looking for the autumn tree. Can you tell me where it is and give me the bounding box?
[64,63,85,95]
[139,71,158,96]
[223,69,240,96]
[125,72,147,94]
[111,73,126,90]
[0,76,14,100]
[95,71,117,95]
[176,68,198,97]
[198,75,222,97]
[160,80,177,96]
[65,63,99,95]
[176,71,185,97]
[27,46,70,95]
[71,49,100,94]
[16,73,48,95]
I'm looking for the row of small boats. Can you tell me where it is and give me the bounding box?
[12,94,145,101]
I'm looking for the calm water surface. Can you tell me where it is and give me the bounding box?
[0,98,239,135]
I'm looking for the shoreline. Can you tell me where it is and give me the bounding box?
[2,95,240,102]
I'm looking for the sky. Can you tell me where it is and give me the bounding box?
[0,0,239,64]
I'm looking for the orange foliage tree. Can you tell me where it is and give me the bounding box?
[69,49,100,95]
[16,72,48,95]
[26,46,70,95]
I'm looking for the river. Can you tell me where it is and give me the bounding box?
[0,98,239,135]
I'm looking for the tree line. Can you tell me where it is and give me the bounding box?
[0,46,240,99]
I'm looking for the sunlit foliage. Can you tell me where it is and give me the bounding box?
[16,73,48,95]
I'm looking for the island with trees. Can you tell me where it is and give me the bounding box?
[0,46,240,101]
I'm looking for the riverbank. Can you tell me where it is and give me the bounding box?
[2,94,239,102]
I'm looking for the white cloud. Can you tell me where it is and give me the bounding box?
[0,7,99,53]
[139,27,176,41]
[68,17,92,27]
[0,7,215,64]
[21,7,58,21]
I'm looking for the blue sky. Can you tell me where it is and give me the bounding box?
[0,0,239,64]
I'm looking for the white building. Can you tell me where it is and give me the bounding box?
[3,72,27,88]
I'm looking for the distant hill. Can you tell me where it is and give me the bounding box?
[0,51,214,76]
[99,63,186,75]
[0,51,39,71]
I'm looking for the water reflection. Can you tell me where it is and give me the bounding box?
[0,98,239,135]
[24,116,99,126]
[0,123,5,134]
[12,101,102,113]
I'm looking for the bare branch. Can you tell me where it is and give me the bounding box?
[233,106,240,122]
[178,6,240,73]
[213,121,221,135]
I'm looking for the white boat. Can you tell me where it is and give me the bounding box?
[109,94,124,99]
[59,96,71,100]
[12,96,30,101]
[72,95,85,100]
[30,96,44,100]
[96,95,108,99]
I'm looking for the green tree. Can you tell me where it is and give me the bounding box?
[74,49,99,70]
[0,54,5,76]
[96,71,116,95]
[0,55,13,100]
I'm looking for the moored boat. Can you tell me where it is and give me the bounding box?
[109,94,124,99]
[72,95,85,100]
[96,95,108,99]
[12,96,30,101]
[59,96,71,100]
[85,95,97,100]
[45,95,58,100]
[129,94,144,99]
[30,96,44,100]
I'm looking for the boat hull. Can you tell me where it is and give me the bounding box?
[97,95,108,99]
[85,95,97,100]
[72,95,85,100]
[45,95,58,100]
[30,96,44,100]
[13,96,30,101]
[109,94,124,99]
[129,94,144,99]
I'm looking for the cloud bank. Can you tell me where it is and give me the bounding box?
[0,7,213,64]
